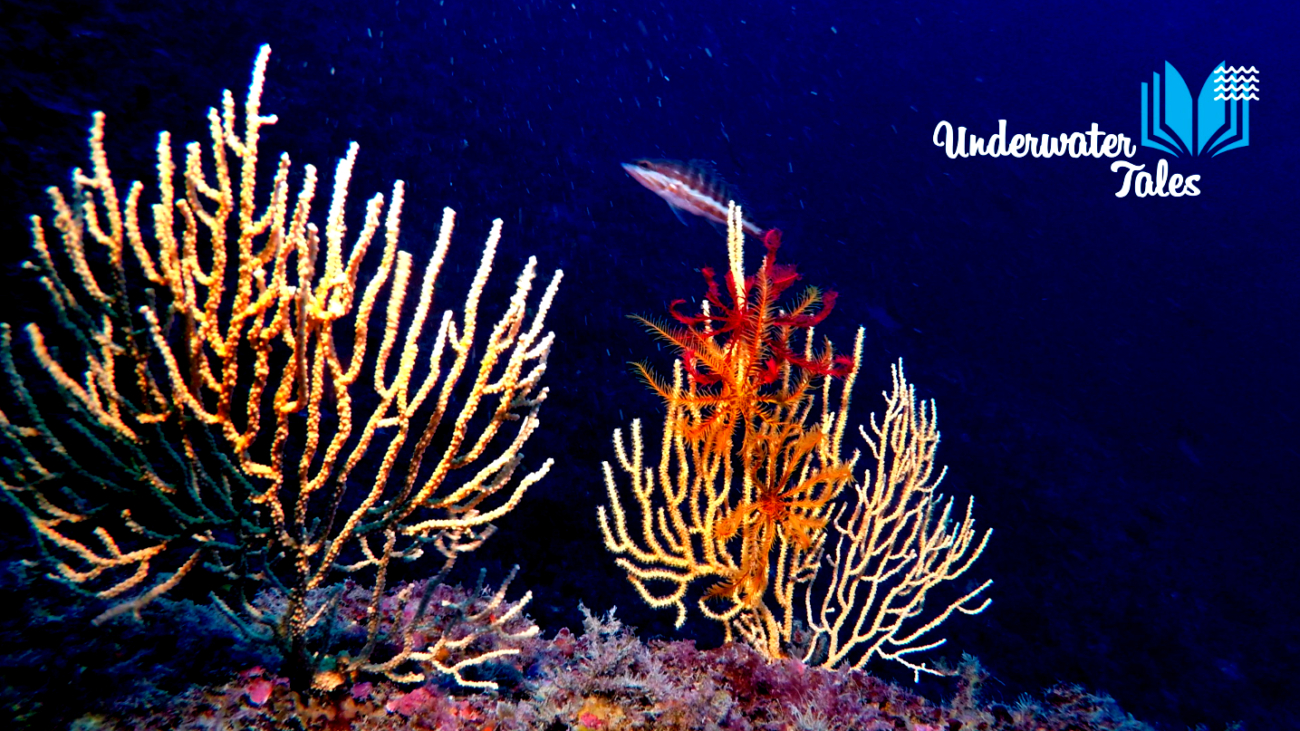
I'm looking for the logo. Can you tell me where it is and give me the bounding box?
[1111,62,1259,197]
[931,60,1258,199]
[1140,62,1259,157]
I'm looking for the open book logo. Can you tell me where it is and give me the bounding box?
[1141,62,1259,158]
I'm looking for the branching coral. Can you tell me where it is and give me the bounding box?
[599,202,990,675]
[599,203,859,657]
[0,44,561,692]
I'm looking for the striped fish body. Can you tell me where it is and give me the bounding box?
[622,158,765,239]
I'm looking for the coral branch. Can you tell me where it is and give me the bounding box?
[600,201,989,673]
[1,44,561,693]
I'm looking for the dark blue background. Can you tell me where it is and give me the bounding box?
[2,1,1296,729]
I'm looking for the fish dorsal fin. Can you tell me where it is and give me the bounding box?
[685,158,723,177]
[684,158,731,198]
[686,159,753,216]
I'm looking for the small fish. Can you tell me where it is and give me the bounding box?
[621,158,765,239]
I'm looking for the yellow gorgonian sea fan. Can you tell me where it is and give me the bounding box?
[1,45,561,693]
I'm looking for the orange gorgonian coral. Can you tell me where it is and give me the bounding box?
[636,229,854,610]
[601,203,990,672]
[601,211,858,652]
[635,228,852,448]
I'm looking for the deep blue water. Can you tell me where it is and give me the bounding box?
[1,1,1297,729]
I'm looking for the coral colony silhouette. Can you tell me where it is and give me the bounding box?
[1,45,562,693]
